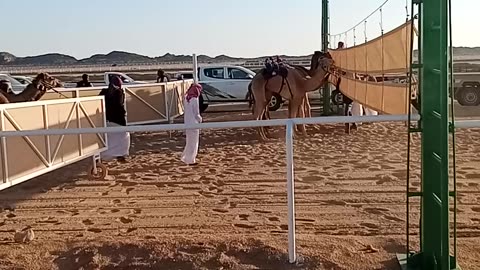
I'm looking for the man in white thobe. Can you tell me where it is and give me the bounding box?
[181,84,203,165]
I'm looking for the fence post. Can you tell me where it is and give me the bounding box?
[286,120,296,263]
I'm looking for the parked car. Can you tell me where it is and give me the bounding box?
[175,65,289,112]
[0,74,28,94]
[454,72,480,106]
[104,72,148,86]
[11,76,33,85]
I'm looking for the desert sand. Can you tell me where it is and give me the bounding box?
[0,108,479,270]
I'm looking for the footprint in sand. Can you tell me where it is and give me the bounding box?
[112,199,121,204]
[125,188,135,195]
[360,223,380,229]
[279,224,288,231]
[364,208,390,215]
[212,209,229,214]
[471,207,480,213]
[466,173,480,179]
[132,209,142,214]
[325,200,348,206]
[229,202,238,208]
[234,223,256,229]
[253,209,272,214]
[248,172,267,176]
[296,218,315,223]
[384,215,404,222]
[6,213,16,218]
[119,217,134,224]
[213,180,226,187]
[301,176,322,183]
[87,228,102,233]
[125,228,137,233]
[268,217,280,222]
[111,209,120,213]
[82,219,94,226]
[237,214,249,221]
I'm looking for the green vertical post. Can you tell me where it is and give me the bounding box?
[321,0,331,115]
[420,0,451,268]
[398,0,458,269]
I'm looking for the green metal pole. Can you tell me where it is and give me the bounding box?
[421,0,451,268]
[321,0,331,115]
[399,0,458,269]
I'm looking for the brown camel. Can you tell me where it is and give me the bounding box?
[0,73,63,104]
[250,52,335,140]
[247,51,324,121]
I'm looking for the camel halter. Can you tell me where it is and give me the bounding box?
[36,79,68,98]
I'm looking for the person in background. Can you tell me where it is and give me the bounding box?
[157,69,170,83]
[99,75,130,163]
[181,83,203,165]
[77,74,94,88]
[338,41,345,49]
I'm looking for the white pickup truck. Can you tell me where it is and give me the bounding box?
[175,65,286,112]
[104,72,148,86]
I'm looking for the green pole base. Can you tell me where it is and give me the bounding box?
[397,253,461,270]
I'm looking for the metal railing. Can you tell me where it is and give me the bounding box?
[1,113,479,263]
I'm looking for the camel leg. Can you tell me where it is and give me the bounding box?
[251,80,269,141]
[297,97,307,136]
[289,97,304,137]
[304,94,312,118]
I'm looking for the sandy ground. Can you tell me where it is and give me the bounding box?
[0,109,480,270]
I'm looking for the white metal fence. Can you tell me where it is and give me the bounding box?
[3,113,479,262]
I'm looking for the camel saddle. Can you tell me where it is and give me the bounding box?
[262,58,290,80]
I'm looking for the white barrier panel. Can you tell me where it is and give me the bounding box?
[42,80,193,125]
[0,97,107,191]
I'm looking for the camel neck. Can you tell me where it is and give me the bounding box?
[304,67,329,93]
[21,84,43,101]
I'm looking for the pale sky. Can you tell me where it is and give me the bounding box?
[1,0,476,59]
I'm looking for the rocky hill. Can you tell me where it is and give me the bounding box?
[0,51,245,67]
[1,47,479,67]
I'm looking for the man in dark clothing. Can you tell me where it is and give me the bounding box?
[99,76,130,162]
[76,74,94,88]
[156,69,170,83]
[99,76,127,126]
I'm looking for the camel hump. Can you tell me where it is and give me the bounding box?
[262,56,290,80]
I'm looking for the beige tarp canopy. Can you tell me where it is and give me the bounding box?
[337,76,410,115]
[328,20,416,114]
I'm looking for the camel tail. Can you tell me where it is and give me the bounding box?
[246,82,254,109]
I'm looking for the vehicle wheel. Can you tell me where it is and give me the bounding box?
[199,95,209,113]
[87,162,108,180]
[457,87,480,106]
[331,89,343,105]
[268,93,282,111]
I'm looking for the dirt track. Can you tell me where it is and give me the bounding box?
[0,110,479,270]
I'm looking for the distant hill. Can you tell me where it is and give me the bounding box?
[1,47,479,67]
[0,51,248,67]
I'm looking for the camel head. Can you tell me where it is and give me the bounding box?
[32,73,64,90]
[29,73,64,101]
[312,52,334,73]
